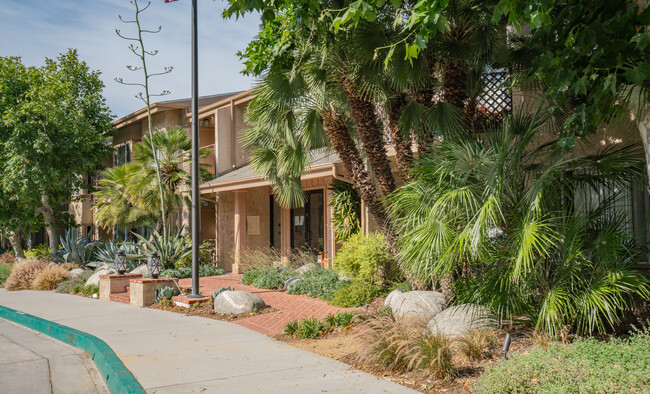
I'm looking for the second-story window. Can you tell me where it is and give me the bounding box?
[113,144,131,167]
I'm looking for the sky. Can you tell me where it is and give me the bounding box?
[0,0,260,118]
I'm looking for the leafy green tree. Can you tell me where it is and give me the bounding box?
[0,51,113,254]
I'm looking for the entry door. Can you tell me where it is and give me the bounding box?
[291,190,324,252]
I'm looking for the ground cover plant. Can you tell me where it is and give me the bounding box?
[286,268,351,300]
[473,329,650,393]
[56,271,93,294]
[330,280,384,308]
[0,263,11,285]
[284,312,363,339]
[241,266,296,289]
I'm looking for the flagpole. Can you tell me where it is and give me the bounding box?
[189,0,201,297]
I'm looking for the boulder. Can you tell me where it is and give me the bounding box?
[427,304,497,337]
[85,268,116,287]
[214,291,268,315]
[69,268,86,278]
[130,265,149,275]
[296,263,319,275]
[284,277,299,289]
[386,290,446,322]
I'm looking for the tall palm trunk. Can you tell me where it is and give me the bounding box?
[443,60,468,111]
[387,95,413,182]
[341,77,397,197]
[321,110,397,251]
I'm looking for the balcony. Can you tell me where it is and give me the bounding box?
[182,144,216,179]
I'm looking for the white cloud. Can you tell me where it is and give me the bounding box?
[0,0,260,117]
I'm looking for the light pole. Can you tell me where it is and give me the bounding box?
[189,0,201,298]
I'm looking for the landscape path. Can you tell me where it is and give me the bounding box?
[177,273,356,336]
[0,289,416,393]
[0,317,108,393]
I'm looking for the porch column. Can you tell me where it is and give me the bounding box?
[325,186,336,260]
[280,206,291,265]
[233,190,247,273]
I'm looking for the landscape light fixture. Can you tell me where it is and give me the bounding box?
[115,249,128,275]
[502,333,512,360]
[147,251,162,279]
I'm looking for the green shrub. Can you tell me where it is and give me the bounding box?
[161,264,225,279]
[295,317,328,339]
[175,241,214,267]
[330,280,383,307]
[241,266,296,289]
[286,268,351,300]
[0,263,11,285]
[324,311,363,329]
[334,232,398,285]
[473,330,650,393]
[71,284,99,297]
[56,271,92,294]
[284,320,299,336]
[155,286,179,303]
[24,244,51,259]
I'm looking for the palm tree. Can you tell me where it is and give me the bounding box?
[95,127,209,233]
[387,112,650,337]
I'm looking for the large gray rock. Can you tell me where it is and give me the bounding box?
[213,291,268,315]
[296,263,319,275]
[69,268,87,278]
[85,268,116,287]
[130,265,149,275]
[385,290,446,322]
[427,304,497,337]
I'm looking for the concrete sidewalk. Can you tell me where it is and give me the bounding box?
[0,318,107,393]
[0,289,415,393]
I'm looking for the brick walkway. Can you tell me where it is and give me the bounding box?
[177,274,353,336]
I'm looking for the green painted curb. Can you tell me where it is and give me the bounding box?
[0,305,144,394]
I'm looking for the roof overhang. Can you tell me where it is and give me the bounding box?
[200,163,337,193]
[190,90,255,121]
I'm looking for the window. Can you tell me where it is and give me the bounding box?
[113,144,131,167]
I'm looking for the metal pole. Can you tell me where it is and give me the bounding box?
[190,0,201,297]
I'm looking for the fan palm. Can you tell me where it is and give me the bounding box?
[387,112,650,337]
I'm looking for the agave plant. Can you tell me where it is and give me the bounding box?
[388,112,650,337]
[94,241,145,270]
[134,226,191,269]
[54,228,100,268]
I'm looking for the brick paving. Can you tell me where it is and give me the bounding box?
[177,274,353,336]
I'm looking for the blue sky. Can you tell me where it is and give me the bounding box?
[0,0,260,117]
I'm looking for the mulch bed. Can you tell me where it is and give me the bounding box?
[147,301,278,322]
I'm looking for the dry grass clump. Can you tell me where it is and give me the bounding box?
[4,259,48,291]
[457,329,499,361]
[32,264,70,290]
[355,313,456,379]
[0,253,17,265]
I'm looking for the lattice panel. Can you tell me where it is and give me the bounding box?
[474,71,512,132]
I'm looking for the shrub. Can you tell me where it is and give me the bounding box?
[0,253,17,265]
[0,263,11,285]
[241,266,296,289]
[4,259,48,291]
[458,329,498,362]
[175,241,214,267]
[56,271,93,294]
[295,317,328,339]
[356,314,455,379]
[334,232,398,285]
[284,320,299,336]
[161,264,225,279]
[24,244,51,259]
[32,265,70,290]
[72,284,99,297]
[473,330,650,393]
[54,228,99,268]
[324,311,363,329]
[286,268,350,300]
[134,227,191,269]
[330,280,383,307]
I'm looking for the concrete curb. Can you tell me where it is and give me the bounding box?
[0,304,144,394]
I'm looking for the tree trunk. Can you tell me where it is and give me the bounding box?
[387,95,413,182]
[341,77,397,197]
[637,111,650,194]
[41,195,59,254]
[442,60,468,111]
[155,214,165,234]
[9,230,25,260]
[321,110,397,250]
